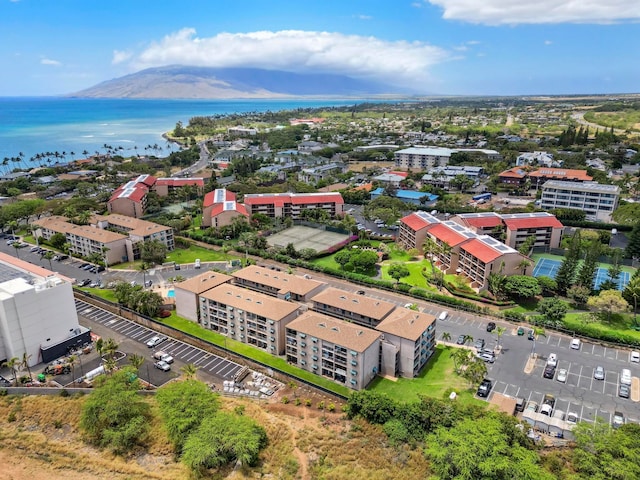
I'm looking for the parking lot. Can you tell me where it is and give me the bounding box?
[75,298,244,383]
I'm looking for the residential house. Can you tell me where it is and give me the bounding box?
[201,189,249,228]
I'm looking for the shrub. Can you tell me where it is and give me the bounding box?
[7,411,16,422]
[294,398,301,406]
[304,398,312,407]
[59,389,70,397]
[327,402,336,412]
[317,401,325,410]
[282,396,290,404]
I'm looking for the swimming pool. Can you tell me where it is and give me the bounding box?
[167,289,175,298]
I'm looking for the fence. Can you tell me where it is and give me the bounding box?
[532,246,636,267]
[74,291,349,401]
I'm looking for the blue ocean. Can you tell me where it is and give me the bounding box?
[0,97,360,167]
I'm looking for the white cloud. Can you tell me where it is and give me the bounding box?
[112,50,133,65]
[544,40,553,45]
[354,14,372,20]
[411,2,424,7]
[427,0,640,24]
[124,29,451,88]
[41,58,62,66]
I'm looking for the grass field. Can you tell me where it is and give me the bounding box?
[111,244,237,270]
[368,345,479,404]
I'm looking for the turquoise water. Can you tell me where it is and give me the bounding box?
[0,97,361,166]
[166,289,175,298]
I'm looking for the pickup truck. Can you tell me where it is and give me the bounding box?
[153,350,174,364]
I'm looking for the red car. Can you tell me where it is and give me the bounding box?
[157,309,171,318]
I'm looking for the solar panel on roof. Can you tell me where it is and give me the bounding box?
[223,201,236,211]
[214,189,226,203]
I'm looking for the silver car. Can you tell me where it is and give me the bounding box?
[594,365,605,380]
[556,368,568,383]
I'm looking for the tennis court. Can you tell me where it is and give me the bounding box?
[266,225,351,253]
[533,257,631,291]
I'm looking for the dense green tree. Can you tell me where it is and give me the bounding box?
[587,289,629,323]
[572,419,640,480]
[623,273,640,325]
[538,297,569,327]
[567,285,591,308]
[334,250,352,269]
[576,242,600,292]
[425,413,555,480]
[536,276,557,296]
[625,223,640,259]
[140,239,168,265]
[79,368,150,454]
[181,412,267,475]
[48,232,67,250]
[388,263,411,284]
[156,380,220,452]
[350,249,379,274]
[555,231,582,294]
[503,275,541,299]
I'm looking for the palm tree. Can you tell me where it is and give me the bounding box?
[531,326,546,358]
[103,357,117,375]
[12,242,21,259]
[451,348,471,374]
[517,259,532,275]
[181,363,198,380]
[441,332,451,342]
[462,334,474,346]
[128,354,144,376]
[21,352,33,382]
[138,262,149,287]
[103,338,119,361]
[494,326,507,350]
[43,250,55,270]
[95,338,104,357]
[2,357,20,386]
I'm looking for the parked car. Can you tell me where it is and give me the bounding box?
[154,360,171,372]
[619,383,631,398]
[515,397,526,413]
[153,351,174,364]
[486,322,496,332]
[556,368,568,383]
[456,334,466,345]
[594,365,605,380]
[78,279,92,287]
[146,336,164,348]
[157,309,171,318]
[474,338,485,350]
[174,263,181,270]
[540,394,555,416]
[528,329,535,340]
[621,368,632,385]
[543,365,556,379]
[613,411,625,429]
[547,353,558,367]
[477,351,495,363]
[477,379,492,397]
[525,401,539,413]
[517,327,525,336]
[566,412,579,425]
[631,351,640,363]
[571,338,581,350]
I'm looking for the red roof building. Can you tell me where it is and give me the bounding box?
[153,177,205,197]
[243,192,344,219]
[202,189,248,228]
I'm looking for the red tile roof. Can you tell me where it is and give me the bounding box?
[210,202,249,217]
[389,171,408,178]
[155,178,204,187]
[503,217,563,230]
[244,193,344,206]
[203,189,236,207]
[529,168,592,181]
[462,216,503,229]
[499,167,527,178]
[461,239,502,263]
[108,184,148,203]
[290,193,344,205]
[400,213,434,232]
[427,223,469,246]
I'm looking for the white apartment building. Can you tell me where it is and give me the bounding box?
[395,146,500,171]
[285,311,381,390]
[199,284,300,355]
[540,181,620,222]
[0,253,88,367]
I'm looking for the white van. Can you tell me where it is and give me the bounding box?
[620,368,632,385]
[195,258,201,269]
[438,311,449,321]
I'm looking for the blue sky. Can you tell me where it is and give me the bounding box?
[1,0,638,96]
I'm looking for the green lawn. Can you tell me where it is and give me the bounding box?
[368,345,479,404]
[380,261,435,290]
[111,244,238,270]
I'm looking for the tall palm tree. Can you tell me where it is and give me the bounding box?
[462,334,474,346]
[138,262,149,286]
[494,326,507,350]
[517,259,532,275]
[531,326,546,358]
[181,363,198,380]
[441,332,451,342]
[2,357,20,386]
[12,242,21,259]
[102,338,119,361]
[43,250,55,270]
[21,352,33,382]
[103,357,117,375]
[128,354,144,376]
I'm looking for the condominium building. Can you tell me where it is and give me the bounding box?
[232,265,326,302]
[377,308,437,378]
[93,214,175,254]
[498,167,592,187]
[396,211,440,252]
[452,212,563,250]
[285,311,381,390]
[32,216,128,266]
[394,146,500,171]
[310,287,396,328]
[398,213,532,291]
[107,174,156,218]
[153,177,205,197]
[174,271,233,322]
[540,181,620,222]
[243,192,344,219]
[201,189,249,228]
[421,165,483,190]
[0,253,90,367]
[199,284,300,355]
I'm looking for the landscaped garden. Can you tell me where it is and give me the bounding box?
[110,244,238,270]
[368,345,481,404]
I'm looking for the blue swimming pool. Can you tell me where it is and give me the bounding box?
[167,289,175,298]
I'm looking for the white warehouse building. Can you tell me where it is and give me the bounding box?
[0,253,89,368]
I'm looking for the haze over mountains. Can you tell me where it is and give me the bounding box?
[70,65,412,99]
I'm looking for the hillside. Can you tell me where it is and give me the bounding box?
[0,393,429,480]
[69,65,407,99]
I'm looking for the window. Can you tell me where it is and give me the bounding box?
[312,355,318,361]
[351,369,357,376]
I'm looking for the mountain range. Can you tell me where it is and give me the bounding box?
[69,65,410,99]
